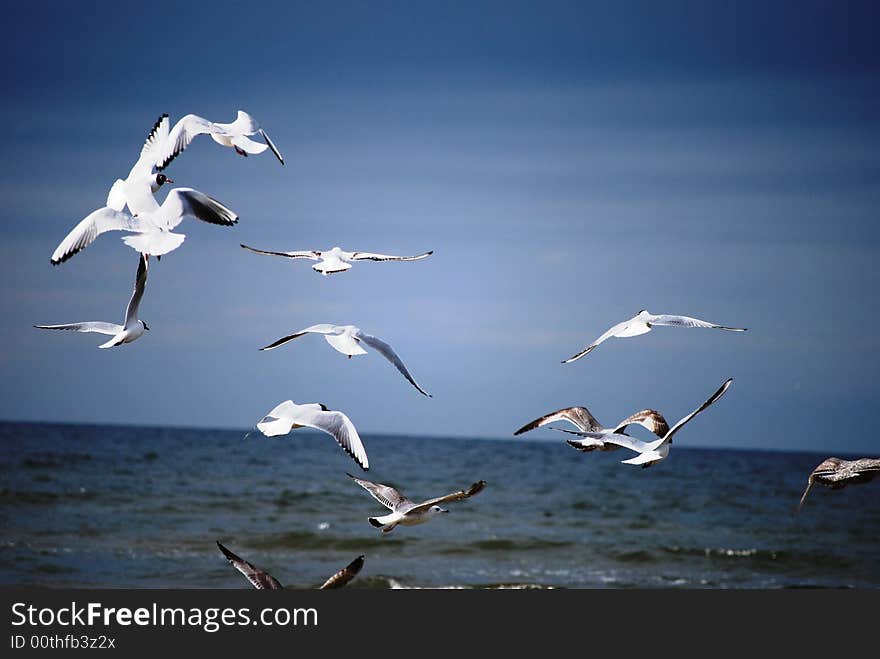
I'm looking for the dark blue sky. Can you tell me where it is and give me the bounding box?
[2,1,879,452]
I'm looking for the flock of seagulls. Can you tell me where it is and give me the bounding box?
[35,110,877,589]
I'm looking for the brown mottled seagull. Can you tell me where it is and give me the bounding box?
[797,457,880,511]
[216,542,364,589]
[347,474,486,534]
[514,404,670,452]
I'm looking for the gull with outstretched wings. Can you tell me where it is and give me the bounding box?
[514,405,669,452]
[241,244,432,276]
[347,473,486,533]
[563,309,746,363]
[260,324,431,397]
[252,400,369,470]
[570,379,733,468]
[35,253,151,348]
[797,457,880,511]
[216,542,364,589]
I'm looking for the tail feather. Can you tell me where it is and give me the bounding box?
[122,231,185,256]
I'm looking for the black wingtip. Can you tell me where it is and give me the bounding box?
[368,518,383,528]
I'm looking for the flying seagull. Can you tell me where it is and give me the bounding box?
[50,188,238,264]
[35,253,150,348]
[216,542,364,589]
[563,310,746,363]
[797,457,880,512]
[569,379,733,468]
[156,110,284,167]
[514,406,669,452]
[252,400,369,470]
[347,473,486,534]
[240,244,432,276]
[260,324,431,397]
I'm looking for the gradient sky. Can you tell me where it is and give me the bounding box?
[2,1,878,452]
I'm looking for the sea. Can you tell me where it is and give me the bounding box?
[1,422,878,589]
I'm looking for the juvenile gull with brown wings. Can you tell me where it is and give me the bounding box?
[216,542,364,589]
[563,309,746,363]
[797,457,880,511]
[241,244,432,276]
[514,405,669,452]
[570,379,733,468]
[260,324,431,397]
[347,473,486,534]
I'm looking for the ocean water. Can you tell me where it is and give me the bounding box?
[1,422,878,589]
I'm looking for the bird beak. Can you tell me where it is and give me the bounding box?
[165,177,174,183]
[442,509,450,514]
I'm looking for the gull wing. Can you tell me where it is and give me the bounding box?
[348,250,433,262]
[562,317,639,363]
[259,324,339,351]
[407,480,487,515]
[50,207,139,265]
[240,244,320,260]
[319,555,365,589]
[647,314,746,331]
[290,406,369,470]
[347,473,409,510]
[216,541,283,590]
[612,409,670,437]
[155,114,218,171]
[356,331,431,397]
[153,188,238,231]
[123,253,149,328]
[34,322,122,335]
[514,406,602,436]
[646,379,733,451]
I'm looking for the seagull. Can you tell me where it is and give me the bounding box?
[252,400,369,470]
[240,244,433,276]
[569,379,733,468]
[156,110,284,167]
[35,253,150,348]
[514,406,669,452]
[347,473,486,534]
[260,324,431,397]
[104,114,176,218]
[50,188,238,264]
[797,457,880,511]
[216,542,364,589]
[563,310,747,363]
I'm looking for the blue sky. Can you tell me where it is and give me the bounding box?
[2,1,879,452]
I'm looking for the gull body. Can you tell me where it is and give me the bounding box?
[253,400,369,470]
[35,254,150,348]
[347,473,486,534]
[216,542,364,589]
[260,324,431,397]
[797,457,880,511]
[50,188,238,264]
[514,406,669,452]
[563,309,746,363]
[241,244,432,276]
[573,379,733,468]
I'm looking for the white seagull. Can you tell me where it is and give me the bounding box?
[35,253,150,348]
[216,542,364,589]
[155,110,284,167]
[347,473,487,534]
[240,244,433,276]
[252,400,369,470]
[563,310,747,363]
[570,379,733,468]
[260,324,431,397]
[514,405,670,452]
[50,188,238,264]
